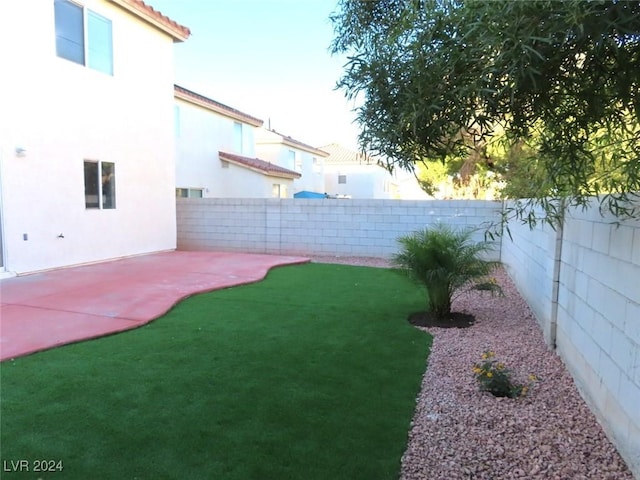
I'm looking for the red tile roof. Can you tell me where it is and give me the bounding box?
[109,0,191,41]
[219,151,301,179]
[175,85,264,127]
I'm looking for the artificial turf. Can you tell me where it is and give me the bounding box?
[1,263,432,480]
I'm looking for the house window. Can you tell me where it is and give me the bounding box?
[312,157,321,173]
[338,175,347,184]
[288,150,297,171]
[272,184,287,198]
[176,188,204,198]
[233,122,243,153]
[84,160,116,209]
[54,0,113,75]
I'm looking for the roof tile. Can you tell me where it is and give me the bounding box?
[109,0,191,41]
[219,151,301,179]
[175,85,263,127]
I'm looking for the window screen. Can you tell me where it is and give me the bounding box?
[87,11,113,75]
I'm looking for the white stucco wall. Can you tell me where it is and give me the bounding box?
[217,163,293,198]
[255,131,326,195]
[175,97,264,197]
[324,165,397,199]
[0,0,178,274]
[294,151,325,194]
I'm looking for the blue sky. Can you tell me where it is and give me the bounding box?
[150,0,361,150]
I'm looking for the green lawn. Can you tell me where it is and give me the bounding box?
[1,263,431,480]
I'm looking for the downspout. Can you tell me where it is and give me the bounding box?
[548,198,566,349]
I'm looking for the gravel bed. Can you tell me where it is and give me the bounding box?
[310,255,393,268]
[311,257,633,480]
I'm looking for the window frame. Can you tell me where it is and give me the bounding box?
[233,122,243,153]
[84,160,116,210]
[176,188,204,198]
[272,184,288,198]
[54,0,114,75]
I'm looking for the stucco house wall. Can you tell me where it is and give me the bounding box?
[255,129,328,196]
[324,164,398,199]
[321,143,430,200]
[174,86,267,198]
[0,0,189,274]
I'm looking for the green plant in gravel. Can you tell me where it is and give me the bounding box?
[0,263,431,480]
[473,351,537,398]
[392,223,502,320]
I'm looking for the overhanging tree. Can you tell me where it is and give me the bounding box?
[330,0,640,226]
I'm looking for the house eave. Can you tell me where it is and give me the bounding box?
[109,0,191,42]
[218,152,301,180]
[175,87,264,127]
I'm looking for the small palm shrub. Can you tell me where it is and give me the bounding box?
[392,223,502,320]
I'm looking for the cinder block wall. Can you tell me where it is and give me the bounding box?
[501,201,640,476]
[500,208,559,345]
[556,206,640,475]
[176,198,503,260]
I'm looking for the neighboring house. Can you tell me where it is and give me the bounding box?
[174,86,301,198]
[321,144,430,200]
[0,0,189,274]
[255,129,329,197]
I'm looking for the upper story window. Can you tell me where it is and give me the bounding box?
[312,156,321,173]
[288,149,297,171]
[54,0,113,75]
[233,122,243,153]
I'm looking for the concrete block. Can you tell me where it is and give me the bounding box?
[557,286,576,314]
[603,287,628,333]
[624,301,640,345]
[609,225,634,262]
[598,350,622,393]
[632,228,640,266]
[610,260,640,301]
[577,219,595,249]
[622,420,640,479]
[590,312,615,354]
[617,373,640,427]
[572,270,590,301]
[573,322,603,366]
[609,326,637,374]
[634,347,640,387]
[573,296,596,332]
[591,222,612,254]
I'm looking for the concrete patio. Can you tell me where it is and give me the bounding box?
[0,251,309,361]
